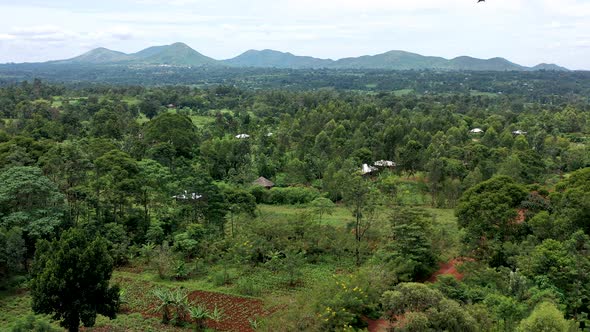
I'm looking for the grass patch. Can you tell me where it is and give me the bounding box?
[0,290,62,331]
[257,204,355,227]
[394,89,414,96]
[190,115,215,127]
[122,96,141,106]
[425,208,463,261]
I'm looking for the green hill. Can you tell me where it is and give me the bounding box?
[447,56,524,71]
[48,43,570,71]
[56,47,132,64]
[224,49,333,68]
[331,50,448,70]
[530,63,569,71]
[131,42,218,66]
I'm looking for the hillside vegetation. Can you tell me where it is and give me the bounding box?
[0,78,588,331]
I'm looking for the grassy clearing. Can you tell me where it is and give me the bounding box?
[190,115,216,127]
[257,204,354,227]
[425,208,463,261]
[393,89,414,96]
[258,203,461,262]
[137,108,216,128]
[122,96,141,106]
[51,96,88,108]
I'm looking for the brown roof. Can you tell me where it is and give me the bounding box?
[252,176,274,188]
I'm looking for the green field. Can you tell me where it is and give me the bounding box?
[0,202,460,331]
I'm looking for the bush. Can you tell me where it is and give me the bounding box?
[236,276,264,297]
[517,302,570,332]
[249,185,268,203]
[10,315,60,332]
[211,267,236,286]
[152,242,175,279]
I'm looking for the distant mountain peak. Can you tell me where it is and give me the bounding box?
[531,63,569,71]
[48,43,569,71]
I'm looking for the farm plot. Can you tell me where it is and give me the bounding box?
[116,276,271,332]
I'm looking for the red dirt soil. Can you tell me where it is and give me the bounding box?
[113,276,272,332]
[426,258,472,283]
[366,318,393,332]
[188,290,271,332]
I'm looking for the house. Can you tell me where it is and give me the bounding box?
[374,160,396,168]
[252,176,274,189]
[361,163,378,175]
[166,104,175,109]
[469,128,484,134]
[173,190,203,201]
[512,130,527,136]
[235,134,250,139]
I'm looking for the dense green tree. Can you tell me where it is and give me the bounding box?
[30,228,120,332]
[550,168,590,235]
[0,166,65,243]
[144,113,199,158]
[456,176,528,263]
[92,149,141,223]
[399,140,424,175]
[0,227,27,280]
[518,232,590,320]
[380,208,438,281]
[517,302,570,332]
[139,98,161,119]
[381,283,479,332]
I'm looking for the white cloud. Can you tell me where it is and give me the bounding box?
[0,1,589,69]
[0,33,16,40]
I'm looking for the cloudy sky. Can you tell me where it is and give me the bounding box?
[0,0,589,69]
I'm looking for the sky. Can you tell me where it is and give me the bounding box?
[0,0,589,69]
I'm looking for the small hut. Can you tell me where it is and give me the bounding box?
[235,134,250,139]
[252,176,274,189]
[469,128,484,134]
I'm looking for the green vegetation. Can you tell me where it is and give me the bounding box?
[0,77,589,331]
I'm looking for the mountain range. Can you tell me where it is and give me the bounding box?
[48,42,568,71]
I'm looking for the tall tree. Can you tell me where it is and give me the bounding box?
[343,174,380,266]
[383,208,438,281]
[30,228,120,332]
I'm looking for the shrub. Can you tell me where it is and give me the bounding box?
[211,267,235,286]
[265,187,321,205]
[236,276,263,297]
[10,315,60,332]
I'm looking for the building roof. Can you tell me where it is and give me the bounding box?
[173,190,203,201]
[469,128,484,134]
[512,130,527,135]
[374,160,396,167]
[235,134,250,139]
[252,176,274,188]
[361,163,378,175]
